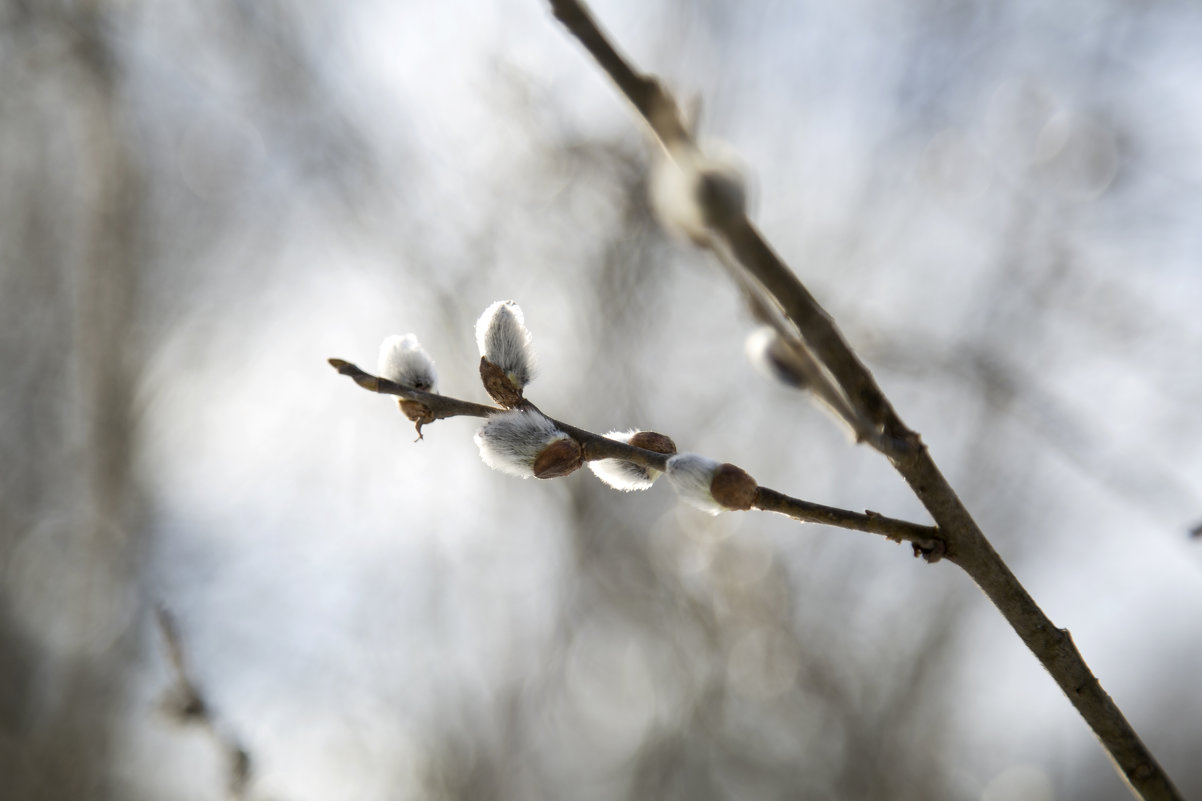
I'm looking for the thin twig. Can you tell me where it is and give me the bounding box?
[754,488,943,554]
[328,359,498,419]
[542,2,1183,800]
[328,358,942,554]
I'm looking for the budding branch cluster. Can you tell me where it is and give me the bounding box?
[324,2,1189,798]
[328,300,943,553]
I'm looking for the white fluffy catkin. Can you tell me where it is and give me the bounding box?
[475,300,535,388]
[377,334,437,392]
[587,430,661,491]
[474,410,568,479]
[665,453,726,515]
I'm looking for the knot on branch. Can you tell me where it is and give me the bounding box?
[911,537,946,563]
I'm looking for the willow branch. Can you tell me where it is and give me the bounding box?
[753,488,942,552]
[327,358,940,552]
[542,2,1182,800]
[547,0,909,448]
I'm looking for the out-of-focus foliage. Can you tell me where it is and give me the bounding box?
[1,1,1200,800]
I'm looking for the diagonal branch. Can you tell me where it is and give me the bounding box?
[327,358,942,552]
[542,2,1183,800]
[548,0,909,449]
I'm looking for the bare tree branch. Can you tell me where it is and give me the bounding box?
[541,2,1183,800]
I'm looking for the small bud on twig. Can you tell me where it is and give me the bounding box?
[474,410,582,479]
[709,462,758,511]
[666,452,758,514]
[377,334,438,392]
[532,436,585,479]
[479,357,526,409]
[475,300,535,405]
[745,326,808,389]
[376,335,439,436]
[650,143,747,245]
[588,429,678,491]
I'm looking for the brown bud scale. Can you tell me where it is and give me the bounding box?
[709,463,758,511]
[628,431,677,455]
[480,357,525,408]
[398,399,435,425]
[533,437,584,479]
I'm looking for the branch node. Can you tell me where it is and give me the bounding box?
[399,399,435,440]
[912,538,946,563]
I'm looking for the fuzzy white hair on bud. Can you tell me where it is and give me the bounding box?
[587,430,661,492]
[665,453,726,515]
[650,143,747,245]
[377,334,437,392]
[475,300,535,389]
[474,410,569,479]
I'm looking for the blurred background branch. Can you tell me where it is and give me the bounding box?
[156,607,251,800]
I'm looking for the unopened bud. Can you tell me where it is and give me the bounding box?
[666,453,758,514]
[628,431,677,454]
[479,357,525,408]
[709,463,758,511]
[474,410,581,480]
[588,429,678,492]
[532,437,584,479]
[377,334,437,392]
[745,326,810,389]
[650,143,747,245]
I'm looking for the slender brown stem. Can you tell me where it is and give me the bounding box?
[754,488,942,552]
[328,358,498,419]
[541,2,1183,799]
[894,450,1176,798]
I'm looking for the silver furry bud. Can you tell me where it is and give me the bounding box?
[475,300,535,390]
[377,334,438,392]
[474,410,577,479]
